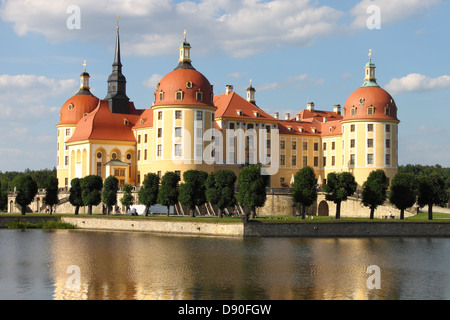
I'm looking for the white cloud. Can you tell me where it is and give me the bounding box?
[258,74,324,91]
[350,0,441,29]
[0,73,76,170]
[142,73,163,90]
[0,74,76,118]
[0,0,441,58]
[385,73,450,94]
[227,72,248,79]
[0,0,339,58]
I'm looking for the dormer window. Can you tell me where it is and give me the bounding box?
[159,92,164,101]
[254,111,260,117]
[68,103,74,110]
[385,106,390,116]
[176,90,183,100]
[196,91,203,101]
[351,107,356,116]
[124,119,129,126]
[288,127,293,132]
[368,106,374,115]
[140,119,145,125]
[237,110,243,116]
[298,127,304,133]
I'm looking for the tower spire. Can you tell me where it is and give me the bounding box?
[105,18,130,113]
[361,49,379,87]
[176,28,195,70]
[77,59,92,95]
[246,78,256,105]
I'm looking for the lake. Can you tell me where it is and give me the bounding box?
[0,229,449,300]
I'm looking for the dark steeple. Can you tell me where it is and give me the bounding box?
[105,24,130,114]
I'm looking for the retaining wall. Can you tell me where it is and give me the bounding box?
[61,217,244,237]
[59,217,450,238]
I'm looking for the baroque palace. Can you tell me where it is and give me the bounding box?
[56,27,399,192]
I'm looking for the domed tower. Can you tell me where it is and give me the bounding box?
[56,61,99,188]
[341,51,400,187]
[146,30,216,180]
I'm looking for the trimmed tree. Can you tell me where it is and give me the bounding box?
[157,172,180,217]
[292,166,318,219]
[43,174,59,214]
[120,184,134,214]
[323,172,357,219]
[205,170,237,218]
[237,164,266,219]
[69,178,83,215]
[80,175,103,215]
[389,172,417,219]
[15,175,38,215]
[138,173,160,216]
[417,174,448,220]
[179,170,208,217]
[362,170,389,219]
[102,176,119,214]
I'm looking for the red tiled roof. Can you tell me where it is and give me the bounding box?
[343,86,399,122]
[153,68,214,107]
[133,107,154,129]
[66,100,142,143]
[58,93,99,125]
[214,92,278,122]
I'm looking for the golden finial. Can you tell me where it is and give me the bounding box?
[83,59,87,72]
[116,15,120,29]
[183,27,187,42]
[368,49,372,61]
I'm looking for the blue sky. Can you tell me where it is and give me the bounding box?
[0,0,449,171]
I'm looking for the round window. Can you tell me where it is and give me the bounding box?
[97,152,102,159]
[126,153,132,160]
[111,153,117,160]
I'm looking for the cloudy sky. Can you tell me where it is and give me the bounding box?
[0,0,449,171]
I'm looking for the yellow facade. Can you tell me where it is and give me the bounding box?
[56,33,399,191]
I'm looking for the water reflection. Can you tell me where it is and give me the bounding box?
[0,230,449,300]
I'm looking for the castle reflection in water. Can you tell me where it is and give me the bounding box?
[45,230,450,300]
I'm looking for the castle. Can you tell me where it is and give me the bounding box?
[56,28,399,191]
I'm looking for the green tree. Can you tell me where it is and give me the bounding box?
[120,184,134,213]
[157,172,180,217]
[102,176,119,214]
[43,174,59,214]
[80,175,103,215]
[206,170,237,218]
[362,170,389,219]
[15,175,38,215]
[138,173,160,216]
[292,166,318,219]
[69,178,83,215]
[417,174,448,220]
[179,170,208,217]
[389,173,417,219]
[323,172,357,219]
[237,164,266,219]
